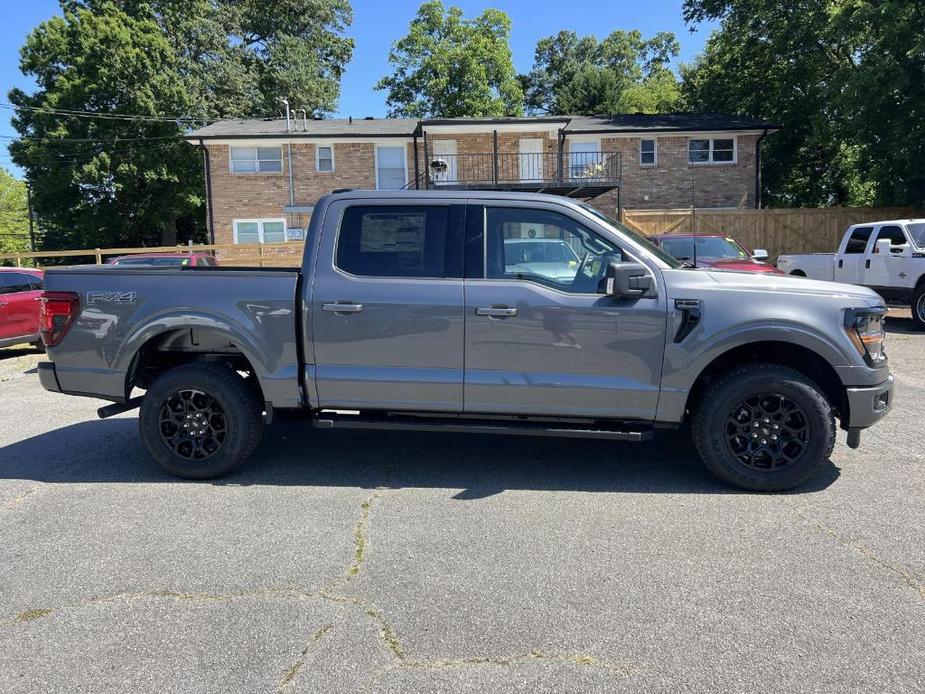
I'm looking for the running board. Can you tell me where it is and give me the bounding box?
[312,412,653,442]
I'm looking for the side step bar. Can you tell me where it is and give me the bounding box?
[312,412,652,442]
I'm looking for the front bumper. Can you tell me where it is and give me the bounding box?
[37,361,61,393]
[844,375,893,429]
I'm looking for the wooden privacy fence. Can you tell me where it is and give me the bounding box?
[623,207,920,260]
[2,207,920,269]
[0,241,305,269]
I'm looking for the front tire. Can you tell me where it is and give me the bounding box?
[913,284,925,330]
[139,362,264,479]
[692,364,835,491]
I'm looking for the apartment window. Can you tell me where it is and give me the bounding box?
[688,137,736,164]
[230,146,282,173]
[640,139,656,166]
[335,205,450,278]
[233,218,287,244]
[317,146,334,172]
[376,145,407,190]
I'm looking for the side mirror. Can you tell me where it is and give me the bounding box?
[603,262,655,298]
[874,238,891,255]
[752,249,769,261]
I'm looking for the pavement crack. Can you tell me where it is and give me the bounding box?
[0,586,329,626]
[789,505,924,600]
[405,650,637,674]
[276,623,333,692]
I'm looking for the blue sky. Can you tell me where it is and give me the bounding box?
[0,0,714,176]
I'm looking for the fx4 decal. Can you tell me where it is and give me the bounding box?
[86,291,137,305]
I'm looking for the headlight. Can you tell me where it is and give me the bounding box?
[844,308,887,365]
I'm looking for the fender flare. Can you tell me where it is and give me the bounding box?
[115,310,276,395]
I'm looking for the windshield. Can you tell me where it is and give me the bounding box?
[907,223,925,248]
[659,236,749,261]
[577,203,682,268]
[114,257,189,266]
[503,240,580,265]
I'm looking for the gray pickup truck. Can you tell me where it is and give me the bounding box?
[37,191,893,491]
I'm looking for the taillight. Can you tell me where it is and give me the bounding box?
[39,291,80,347]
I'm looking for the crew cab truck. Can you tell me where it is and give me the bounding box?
[777,219,925,329]
[37,191,893,492]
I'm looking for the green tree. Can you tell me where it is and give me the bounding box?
[376,1,523,118]
[0,169,30,263]
[10,0,354,250]
[9,3,200,248]
[681,0,925,208]
[521,30,681,115]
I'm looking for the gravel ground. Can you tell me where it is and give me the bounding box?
[0,315,922,693]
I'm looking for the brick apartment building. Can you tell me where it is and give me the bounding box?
[186,113,778,246]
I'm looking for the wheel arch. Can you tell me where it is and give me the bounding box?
[123,325,268,404]
[683,341,848,425]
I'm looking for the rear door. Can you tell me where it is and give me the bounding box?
[311,198,466,412]
[462,202,667,420]
[835,226,873,284]
[0,272,42,341]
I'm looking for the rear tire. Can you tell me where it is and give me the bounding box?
[691,364,835,492]
[139,362,264,479]
[913,285,925,330]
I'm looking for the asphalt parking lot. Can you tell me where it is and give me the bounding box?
[0,314,922,694]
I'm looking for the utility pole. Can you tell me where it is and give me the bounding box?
[26,183,36,253]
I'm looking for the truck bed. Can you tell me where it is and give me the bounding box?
[41,265,303,407]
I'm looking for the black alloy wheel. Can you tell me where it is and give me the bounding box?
[724,393,810,471]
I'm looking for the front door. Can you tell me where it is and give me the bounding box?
[463,203,667,420]
[519,138,543,182]
[866,224,911,296]
[430,140,458,185]
[311,200,466,412]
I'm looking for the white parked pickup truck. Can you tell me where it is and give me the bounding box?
[777,219,925,329]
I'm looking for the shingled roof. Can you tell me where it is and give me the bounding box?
[187,116,419,139]
[186,112,778,140]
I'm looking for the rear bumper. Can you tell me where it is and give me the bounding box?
[38,361,61,393]
[844,375,893,429]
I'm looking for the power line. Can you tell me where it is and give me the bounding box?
[0,102,218,124]
[0,133,185,142]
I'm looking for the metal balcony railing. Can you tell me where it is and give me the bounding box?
[412,151,622,193]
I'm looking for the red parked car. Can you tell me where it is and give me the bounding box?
[650,233,782,274]
[105,252,218,267]
[0,267,44,349]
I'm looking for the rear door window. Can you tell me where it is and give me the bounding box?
[844,227,873,254]
[335,205,455,278]
[0,273,34,293]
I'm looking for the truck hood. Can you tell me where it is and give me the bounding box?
[665,267,884,306]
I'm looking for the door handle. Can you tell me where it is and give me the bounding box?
[865,259,871,269]
[476,306,518,317]
[322,302,363,313]
[838,259,843,268]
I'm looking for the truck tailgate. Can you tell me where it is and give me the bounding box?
[42,266,301,406]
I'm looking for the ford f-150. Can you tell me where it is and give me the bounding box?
[36,191,894,491]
